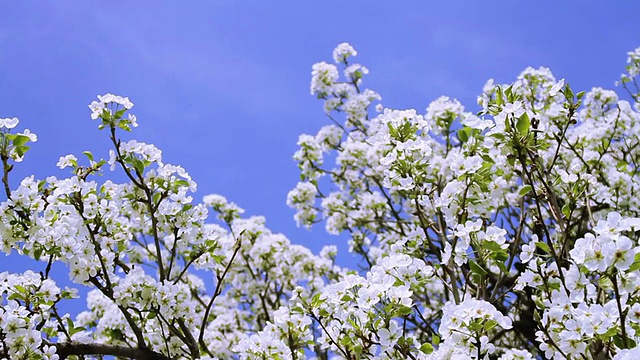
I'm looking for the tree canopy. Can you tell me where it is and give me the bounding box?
[2,43,640,359]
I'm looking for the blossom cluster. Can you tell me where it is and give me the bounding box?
[287,42,640,359]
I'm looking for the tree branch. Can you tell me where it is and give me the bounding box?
[55,342,171,360]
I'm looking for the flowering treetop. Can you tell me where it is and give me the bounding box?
[2,43,640,359]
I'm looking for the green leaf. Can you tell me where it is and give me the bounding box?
[311,293,323,308]
[205,239,217,248]
[153,192,163,206]
[118,120,132,132]
[483,241,503,252]
[601,327,618,338]
[496,87,504,105]
[629,253,640,271]
[457,127,470,143]
[533,308,543,320]
[174,179,190,188]
[340,336,351,346]
[613,334,637,349]
[496,261,508,274]
[83,151,94,162]
[518,185,532,196]
[318,308,329,318]
[101,108,112,121]
[617,161,628,172]
[66,318,75,332]
[598,276,613,290]
[564,83,574,101]
[397,306,413,316]
[33,247,43,261]
[210,254,224,265]
[131,159,145,175]
[420,343,434,354]
[480,154,495,164]
[70,326,86,336]
[115,108,127,119]
[493,250,509,263]
[516,112,530,134]
[387,122,397,138]
[469,260,488,276]
[504,85,514,101]
[12,135,31,147]
[352,344,363,356]
[467,319,483,332]
[535,242,550,253]
[432,334,440,346]
[484,319,498,331]
[14,145,30,157]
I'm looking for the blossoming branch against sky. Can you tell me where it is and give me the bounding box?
[1,2,639,265]
[3,2,640,359]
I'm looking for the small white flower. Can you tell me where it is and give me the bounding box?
[0,117,19,129]
[333,42,357,63]
[549,79,565,97]
[56,154,77,169]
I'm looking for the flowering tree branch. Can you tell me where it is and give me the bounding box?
[2,43,640,360]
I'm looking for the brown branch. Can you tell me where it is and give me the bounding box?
[198,235,243,352]
[1,153,12,200]
[55,342,171,360]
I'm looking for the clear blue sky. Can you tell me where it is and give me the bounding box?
[1,2,639,273]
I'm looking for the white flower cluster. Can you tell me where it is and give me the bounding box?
[234,307,313,360]
[570,212,640,272]
[623,47,640,80]
[88,93,138,132]
[297,251,434,357]
[286,181,317,227]
[332,42,357,64]
[0,117,37,163]
[0,271,63,359]
[310,62,339,97]
[289,42,640,358]
[88,93,134,120]
[0,117,19,129]
[433,298,513,358]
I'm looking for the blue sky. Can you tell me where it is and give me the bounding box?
[1,1,639,274]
